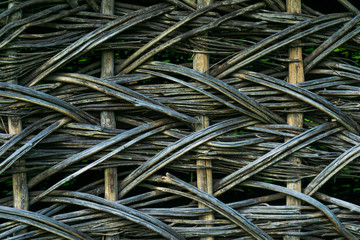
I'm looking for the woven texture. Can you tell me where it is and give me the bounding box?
[1,0,360,239]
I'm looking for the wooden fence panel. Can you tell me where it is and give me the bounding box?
[0,0,360,239]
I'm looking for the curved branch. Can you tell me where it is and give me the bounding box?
[215,122,341,196]
[241,180,357,240]
[0,206,91,240]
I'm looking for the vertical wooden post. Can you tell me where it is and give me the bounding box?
[285,0,303,239]
[101,1,118,239]
[194,1,214,240]
[7,0,28,236]
[8,0,28,211]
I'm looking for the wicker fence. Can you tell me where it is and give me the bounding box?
[1,0,360,239]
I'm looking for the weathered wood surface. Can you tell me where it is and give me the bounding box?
[0,0,360,239]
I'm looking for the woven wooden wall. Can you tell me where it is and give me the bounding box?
[1,0,360,239]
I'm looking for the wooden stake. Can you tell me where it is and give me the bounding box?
[194,1,214,240]
[101,1,118,239]
[8,0,28,210]
[7,1,28,236]
[285,0,303,239]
